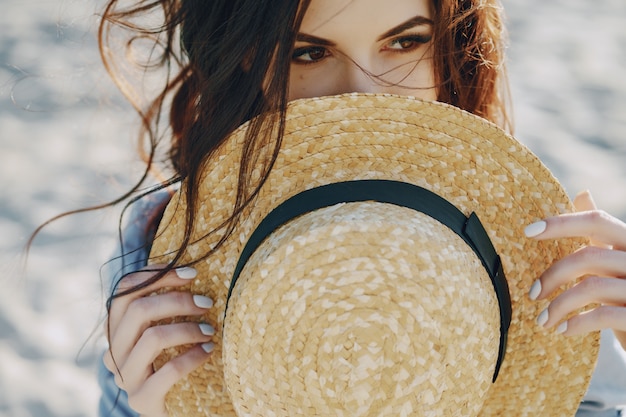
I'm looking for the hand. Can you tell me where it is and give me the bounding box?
[525,190,626,350]
[103,265,215,417]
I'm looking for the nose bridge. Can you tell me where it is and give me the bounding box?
[341,56,381,94]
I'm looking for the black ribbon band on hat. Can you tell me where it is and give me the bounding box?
[226,179,512,382]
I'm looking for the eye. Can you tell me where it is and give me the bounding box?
[384,34,432,52]
[292,46,331,64]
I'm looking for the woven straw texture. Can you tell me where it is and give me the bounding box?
[224,202,500,416]
[150,93,599,416]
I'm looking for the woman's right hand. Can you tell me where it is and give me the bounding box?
[103,265,215,417]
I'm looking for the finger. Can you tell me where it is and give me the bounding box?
[108,266,198,335]
[531,246,626,299]
[536,276,626,329]
[557,306,626,336]
[116,321,215,392]
[109,292,213,367]
[114,265,197,298]
[525,210,626,249]
[127,344,214,417]
[573,190,610,248]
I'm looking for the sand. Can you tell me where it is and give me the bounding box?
[1,0,625,416]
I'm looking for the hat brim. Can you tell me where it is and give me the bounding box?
[151,93,599,416]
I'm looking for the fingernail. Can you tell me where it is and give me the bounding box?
[529,280,542,301]
[199,323,215,336]
[176,267,197,279]
[525,221,547,238]
[537,308,549,327]
[556,321,568,334]
[201,342,215,353]
[193,295,214,309]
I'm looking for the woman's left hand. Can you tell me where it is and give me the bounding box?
[525,190,626,350]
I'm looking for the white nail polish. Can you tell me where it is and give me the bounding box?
[201,342,215,353]
[529,280,542,301]
[556,321,568,335]
[193,295,214,309]
[176,267,197,279]
[199,323,215,336]
[525,221,547,238]
[537,308,549,327]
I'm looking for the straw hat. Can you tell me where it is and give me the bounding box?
[150,93,599,416]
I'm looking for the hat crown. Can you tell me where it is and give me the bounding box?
[224,201,501,416]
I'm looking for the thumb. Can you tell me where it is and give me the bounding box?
[573,189,597,212]
[572,189,609,249]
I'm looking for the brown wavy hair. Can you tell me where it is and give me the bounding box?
[32,0,510,294]
[433,0,510,128]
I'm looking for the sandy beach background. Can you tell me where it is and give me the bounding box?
[1,1,625,416]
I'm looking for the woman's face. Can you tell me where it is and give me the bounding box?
[288,0,437,101]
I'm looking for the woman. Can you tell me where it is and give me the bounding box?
[97,0,626,416]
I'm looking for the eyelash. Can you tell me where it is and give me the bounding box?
[292,46,331,65]
[383,34,433,53]
[292,33,432,66]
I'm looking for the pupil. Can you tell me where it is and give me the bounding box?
[309,48,325,60]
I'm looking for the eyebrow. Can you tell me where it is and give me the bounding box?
[296,15,434,47]
[376,15,434,41]
[295,33,336,47]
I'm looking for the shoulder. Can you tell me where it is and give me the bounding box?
[123,187,175,244]
[106,186,176,285]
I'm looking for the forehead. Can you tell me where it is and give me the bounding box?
[300,0,433,35]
